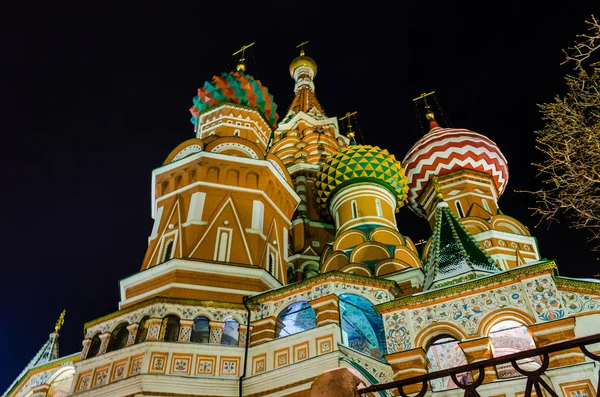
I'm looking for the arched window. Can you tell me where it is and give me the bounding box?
[160,315,180,342]
[455,200,465,218]
[351,200,358,218]
[163,240,174,262]
[489,320,541,379]
[135,316,149,344]
[275,302,316,338]
[222,320,239,346]
[106,323,129,352]
[339,294,386,360]
[86,334,101,359]
[46,368,75,397]
[191,317,210,343]
[426,335,471,391]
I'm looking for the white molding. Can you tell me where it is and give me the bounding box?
[119,259,283,306]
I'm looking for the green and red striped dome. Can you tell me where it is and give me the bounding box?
[189,71,279,128]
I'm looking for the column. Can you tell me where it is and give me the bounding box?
[294,175,308,217]
[238,324,250,347]
[311,295,340,327]
[459,337,498,382]
[209,321,225,344]
[178,319,194,342]
[145,318,163,341]
[126,323,139,346]
[97,332,111,356]
[80,338,91,360]
[385,348,429,394]
[528,317,585,368]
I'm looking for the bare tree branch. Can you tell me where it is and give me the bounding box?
[519,15,600,250]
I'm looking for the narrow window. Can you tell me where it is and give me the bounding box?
[86,334,101,359]
[106,323,129,352]
[135,316,149,344]
[455,200,465,218]
[351,200,358,218]
[190,317,210,343]
[375,199,383,217]
[160,315,180,342]
[268,253,275,274]
[222,320,239,346]
[163,240,174,262]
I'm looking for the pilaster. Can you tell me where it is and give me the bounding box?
[97,332,111,356]
[126,323,139,346]
[311,294,340,326]
[178,319,194,342]
[528,317,585,368]
[145,318,163,341]
[209,321,225,344]
[459,337,498,382]
[385,347,429,394]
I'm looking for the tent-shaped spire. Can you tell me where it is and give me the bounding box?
[3,311,64,396]
[424,201,501,290]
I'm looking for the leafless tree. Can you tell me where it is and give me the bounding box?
[524,15,600,249]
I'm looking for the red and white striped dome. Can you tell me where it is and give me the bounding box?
[402,126,509,217]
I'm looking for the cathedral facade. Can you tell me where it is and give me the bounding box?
[4,49,600,397]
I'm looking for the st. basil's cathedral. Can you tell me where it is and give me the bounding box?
[4,45,600,397]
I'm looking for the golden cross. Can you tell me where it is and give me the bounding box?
[232,42,255,57]
[55,309,66,334]
[296,41,309,56]
[413,91,436,120]
[339,111,358,140]
[233,42,255,72]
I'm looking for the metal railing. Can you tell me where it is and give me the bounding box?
[359,333,600,397]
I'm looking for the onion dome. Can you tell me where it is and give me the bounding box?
[189,71,279,128]
[315,145,409,213]
[402,126,509,217]
[289,53,317,77]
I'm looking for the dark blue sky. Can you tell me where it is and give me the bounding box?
[1,1,598,391]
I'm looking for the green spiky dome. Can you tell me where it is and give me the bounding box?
[315,145,409,213]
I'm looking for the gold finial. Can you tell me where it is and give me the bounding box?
[232,42,255,72]
[432,176,444,199]
[296,41,309,56]
[340,111,358,141]
[54,309,66,334]
[413,91,436,121]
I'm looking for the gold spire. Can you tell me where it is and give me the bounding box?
[340,111,358,142]
[232,42,255,72]
[54,309,66,334]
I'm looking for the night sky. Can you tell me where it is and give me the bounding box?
[2,1,598,391]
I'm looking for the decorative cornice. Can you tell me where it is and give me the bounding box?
[247,270,402,303]
[84,296,258,331]
[555,276,600,293]
[374,260,558,312]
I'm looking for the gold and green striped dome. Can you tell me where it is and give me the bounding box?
[314,145,409,213]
